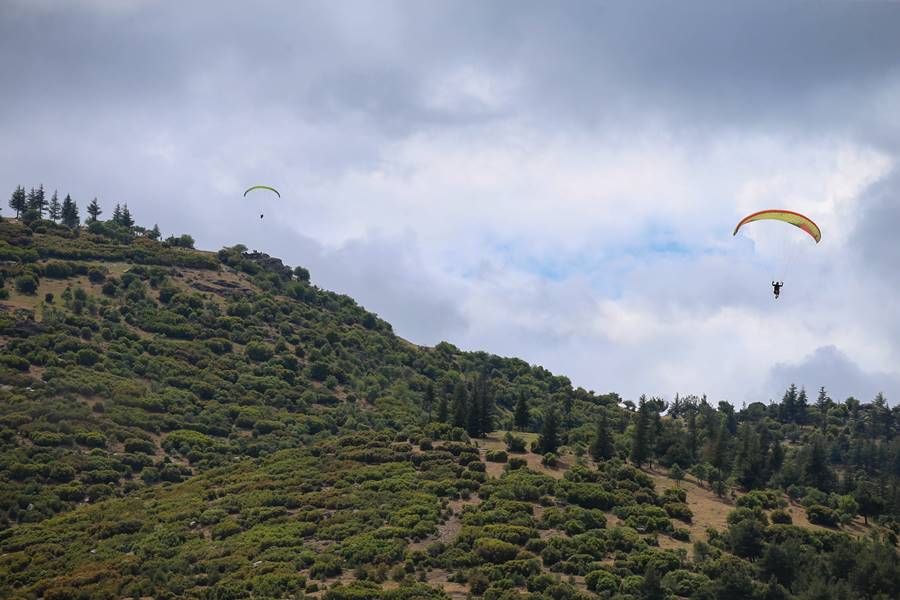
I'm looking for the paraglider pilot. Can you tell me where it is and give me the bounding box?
[772,281,783,299]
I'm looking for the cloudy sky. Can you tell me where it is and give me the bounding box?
[3,0,900,405]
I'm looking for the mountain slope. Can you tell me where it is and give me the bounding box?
[1,217,899,600]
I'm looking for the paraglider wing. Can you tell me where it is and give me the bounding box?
[733,209,821,243]
[243,185,281,198]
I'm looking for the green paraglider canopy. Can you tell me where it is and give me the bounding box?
[243,185,280,198]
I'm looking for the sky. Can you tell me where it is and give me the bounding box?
[3,0,900,406]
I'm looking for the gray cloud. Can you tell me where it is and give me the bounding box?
[767,345,900,404]
[3,2,900,404]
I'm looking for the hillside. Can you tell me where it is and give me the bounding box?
[1,216,899,600]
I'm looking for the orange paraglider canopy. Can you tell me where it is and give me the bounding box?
[733,209,821,243]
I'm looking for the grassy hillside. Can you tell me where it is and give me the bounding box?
[1,217,899,600]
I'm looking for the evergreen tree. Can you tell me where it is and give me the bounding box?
[631,397,651,468]
[148,224,161,240]
[590,409,614,462]
[711,417,729,472]
[112,203,122,224]
[734,424,765,489]
[48,191,61,221]
[539,407,560,454]
[121,204,135,227]
[466,386,481,438]
[687,406,698,462]
[768,440,785,478]
[423,383,435,422]
[27,184,46,217]
[451,381,467,429]
[670,463,685,486]
[86,198,102,223]
[436,392,449,424]
[796,386,809,425]
[781,384,799,423]
[562,394,573,429]
[60,194,79,228]
[816,386,831,430]
[514,393,530,431]
[478,378,494,437]
[9,185,26,218]
[854,478,885,525]
[720,401,738,435]
[803,434,835,491]
[641,564,665,600]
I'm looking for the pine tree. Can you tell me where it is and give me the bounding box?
[112,203,122,225]
[60,194,79,228]
[854,478,885,525]
[48,191,61,221]
[423,383,435,422]
[478,378,494,437]
[590,409,614,462]
[466,388,481,438]
[121,204,134,227]
[9,185,26,218]
[451,381,467,429]
[768,440,785,478]
[687,407,698,461]
[711,417,729,472]
[436,393,449,424]
[539,407,560,454]
[27,184,46,217]
[26,187,37,215]
[631,397,651,468]
[514,393,530,431]
[796,386,809,425]
[641,564,665,600]
[816,386,831,430]
[803,434,835,491]
[562,394,573,429]
[781,384,799,423]
[670,463,685,487]
[734,423,765,489]
[148,224,161,240]
[86,198,102,223]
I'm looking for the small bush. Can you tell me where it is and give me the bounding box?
[506,458,528,471]
[770,509,792,525]
[15,274,38,295]
[486,450,507,463]
[806,504,840,527]
[504,432,527,453]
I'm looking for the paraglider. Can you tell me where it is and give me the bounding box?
[733,209,820,299]
[243,185,280,219]
[772,281,783,299]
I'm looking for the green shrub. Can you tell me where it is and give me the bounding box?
[474,538,520,563]
[770,509,792,525]
[15,274,38,294]
[486,450,508,463]
[504,432,527,453]
[506,458,528,471]
[245,342,274,362]
[586,569,620,593]
[661,569,712,597]
[663,502,693,523]
[76,348,100,366]
[807,504,840,527]
[0,354,30,371]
